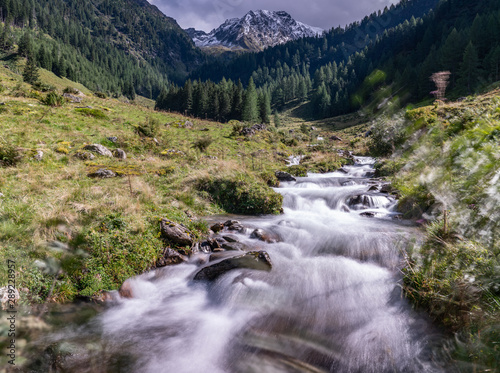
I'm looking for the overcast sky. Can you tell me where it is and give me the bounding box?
[148,0,399,32]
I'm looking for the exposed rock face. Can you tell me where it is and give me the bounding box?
[113,148,127,160]
[88,169,116,178]
[156,248,188,267]
[83,144,113,157]
[160,219,194,247]
[193,251,272,281]
[275,171,296,182]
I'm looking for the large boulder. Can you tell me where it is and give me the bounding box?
[83,144,113,157]
[193,251,272,282]
[160,219,194,247]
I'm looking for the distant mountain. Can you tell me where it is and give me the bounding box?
[186,10,323,52]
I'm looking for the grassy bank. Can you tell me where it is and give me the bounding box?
[369,93,500,370]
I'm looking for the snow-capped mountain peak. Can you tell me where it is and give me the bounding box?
[185,10,323,51]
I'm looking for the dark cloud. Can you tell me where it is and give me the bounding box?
[148,0,398,32]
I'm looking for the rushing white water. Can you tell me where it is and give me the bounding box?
[77,157,444,373]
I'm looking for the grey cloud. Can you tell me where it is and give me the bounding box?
[148,0,398,32]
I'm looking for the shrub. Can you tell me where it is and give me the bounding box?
[0,143,21,167]
[192,137,213,152]
[136,117,159,138]
[94,91,107,99]
[75,108,108,119]
[41,92,65,107]
[63,86,79,94]
[32,81,55,92]
[197,174,283,215]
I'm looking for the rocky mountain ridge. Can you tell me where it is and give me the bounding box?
[186,10,323,51]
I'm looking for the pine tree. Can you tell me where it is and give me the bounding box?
[242,77,258,123]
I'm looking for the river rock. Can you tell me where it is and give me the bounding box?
[156,248,188,267]
[88,168,116,178]
[193,251,272,282]
[222,242,249,251]
[222,234,239,243]
[250,228,279,243]
[160,219,193,247]
[83,144,113,157]
[209,252,240,262]
[119,280,134,299]
[275,171,296,182]
[113,148,127,160]
[224,220,244,231]
[210,222,224,233]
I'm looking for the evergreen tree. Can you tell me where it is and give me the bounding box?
[18,31,33,57]
[22,53,39,84]
[258,92,271,124]
[273,111,281,127]
[458,42,480,94]
[242,77,258,123]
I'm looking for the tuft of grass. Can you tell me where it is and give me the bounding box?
[75,108,108,119]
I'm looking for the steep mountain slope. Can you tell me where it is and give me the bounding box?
[0,0,205,96]
[186,10,323,52]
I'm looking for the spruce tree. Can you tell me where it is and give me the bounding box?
[22,53,39,85]
[242,77,258,123]
[258,92,271,124]
[459,42,480,94]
